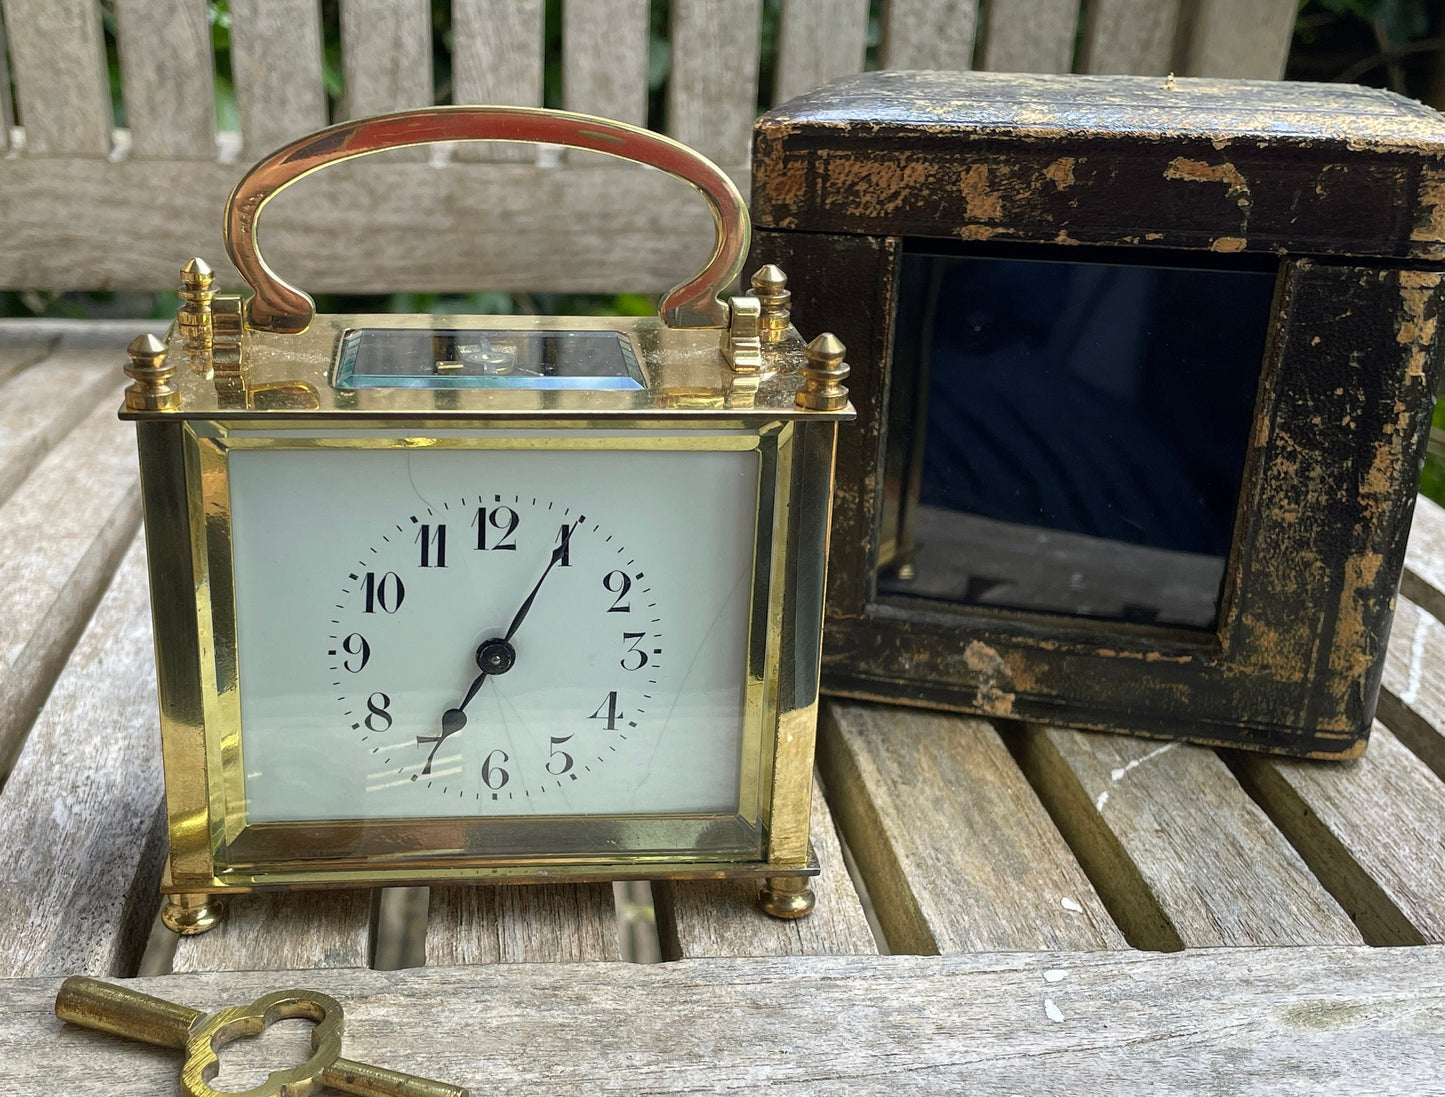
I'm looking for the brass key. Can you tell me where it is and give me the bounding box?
[55,976,469,1097]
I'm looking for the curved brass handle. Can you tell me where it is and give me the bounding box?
[223,106,750,334]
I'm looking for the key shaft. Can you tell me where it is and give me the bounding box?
[55,975,201,1049]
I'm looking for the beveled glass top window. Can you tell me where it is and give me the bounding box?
[877,242,1277,631]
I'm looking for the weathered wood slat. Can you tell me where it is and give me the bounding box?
[977,0,1081,74]
[653,778,877,958]
[0,17,12,154]
[0,541,166,978]
[171,892,375,973]
[0,349,123,509]
[0,399,141,776]
[1379,595,1445,780]
[8,948,1445,1094]
[2,0,112,156]
[1079,0,1181,75]
[878,0,979,71]
[0,335,57,390]
[772,0,869,106]
[1403,493,1445,626]
[817,701,1125,953]
[1016,727,1361,948]
[0,159,730,293]
[227,0,328,157]
[1181,0,1296,80]
[1231,725,1445,946]
[339,0,434,119]
[667,0,761,167]
[452,0,544,162]
[113,0,216,158]
[425,884,619,964]
[561,0,650,127]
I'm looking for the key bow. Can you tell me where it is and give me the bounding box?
[182,989,344,1097]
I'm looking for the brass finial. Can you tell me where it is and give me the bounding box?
[722,294,763,373]
[178,257,216,354]
[796,332,850,411]
[751,264,791,344]
[123,333,180,411]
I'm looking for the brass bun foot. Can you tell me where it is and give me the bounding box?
[758,877,816,919]
[160,893,225,935]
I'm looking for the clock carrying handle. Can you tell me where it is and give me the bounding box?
[223,106,750,335]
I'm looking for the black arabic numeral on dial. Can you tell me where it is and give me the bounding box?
[362,571,405,614]
[365,692,392,732]
[482,748,510,789]
[341,633,370,673]
[547,735,574,775]
[589,691,621,730]
[621,632,649,671]
[415,523,447,567]
[473,505,519,550]
[603,570,631,612]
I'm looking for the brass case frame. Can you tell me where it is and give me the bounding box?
[132,314,843,894]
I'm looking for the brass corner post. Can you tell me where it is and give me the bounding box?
[178,258,216,353]
[796,333,850,411]
[751,265,791,344]
[123,333,180,411]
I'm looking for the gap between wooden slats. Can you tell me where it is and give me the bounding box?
[10,948,1445,1095]
[2,0,112,155]
[451,0,544,163]
[879,0,979,71]
[816,700,1126,954]
[772,0,868,106]
[1227,724,1445,946]
[113,0,216,158]
[227,0,328,158]
[0,395,142,777]
[1179,0,1296,79]
[0,539,167,978]
[653,776,878,959]
[1010,725,1361,949]
[1078,0,1181,76]
[976,0,1080,74]
[667,0,761,169]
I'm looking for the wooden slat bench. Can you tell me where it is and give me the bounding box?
[0,320,1442,1092]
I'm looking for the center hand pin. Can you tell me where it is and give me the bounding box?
[54,976,468,1097]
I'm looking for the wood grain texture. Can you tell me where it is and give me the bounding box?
[978,0,1081,73]
[879,0,979,70]
[0,334,57,389]
[773,0,868,106]
[1378,595,1445,780]
[7,948,1445,1094]
[0,16,11,153]
[2,0,112,155]
[339,0,433,118]
[425,884,619,964]
[0,349,123,509]
[562,0,650,126]
[0,158,729,293]
[0,399,141,776]
[227,0,328,156]
[816,701,1125,953]
[653,778,878,958]
[1403,493,1445,625]
[1079,0,1181,75]
[452,0,544,162]
[171,892,375,973]
[1015,727,1361,948]
[667,0,761,166]
[113,0,216,158]
[1231,725,1445,946]
[0,541,167,978]
[1181,0,1296,79]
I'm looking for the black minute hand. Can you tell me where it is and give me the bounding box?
[502,519,579,642]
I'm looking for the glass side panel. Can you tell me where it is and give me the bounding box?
[334,328,646,390]
[877,246,1276,631]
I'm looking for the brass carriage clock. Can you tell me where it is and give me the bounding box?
[122,107,853,932]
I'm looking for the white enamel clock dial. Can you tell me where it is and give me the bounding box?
[226,436,759,824]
